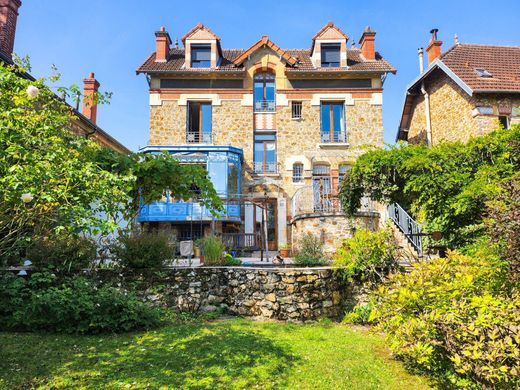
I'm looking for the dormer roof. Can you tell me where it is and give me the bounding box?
[233,36,298,66]
[181,23,220,43]
[312,21,348,41]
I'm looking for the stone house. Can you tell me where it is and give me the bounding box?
[397,29,520,145]
[136,22,395,254]
[0,0,130,154]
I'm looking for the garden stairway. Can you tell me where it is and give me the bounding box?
[386,203,427,269]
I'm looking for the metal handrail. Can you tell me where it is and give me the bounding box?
[387,203,423,255]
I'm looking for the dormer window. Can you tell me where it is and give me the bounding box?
[475,68,492,78]
[191,44,211,68]
[321,43,341,67]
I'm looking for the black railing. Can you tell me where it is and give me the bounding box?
[388,203,423,255]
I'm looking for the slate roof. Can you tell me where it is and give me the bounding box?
[440,43,520,92]
[136,47,396,75]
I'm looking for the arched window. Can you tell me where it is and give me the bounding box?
[253,72,275,112]
[292,163,304,183]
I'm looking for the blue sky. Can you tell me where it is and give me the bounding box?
[14,0,520,151]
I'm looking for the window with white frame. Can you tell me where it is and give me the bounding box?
[292,163,304,183]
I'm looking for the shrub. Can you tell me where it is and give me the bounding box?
[362,249,518,388]
[197,235,225,265]
[0,272,162,334]
[113,229,173,269]
[26,234,97,272]
[334,227,400,283]
[293,233,328,266]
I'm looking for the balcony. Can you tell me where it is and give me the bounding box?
[320,132,346,143]
[291,186,377,221]
[138,199,241,223]
[254,100,276,113]
[186,131,212,144]
[253,161,278,175]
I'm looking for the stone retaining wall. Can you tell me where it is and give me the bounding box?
[93,267,358,322]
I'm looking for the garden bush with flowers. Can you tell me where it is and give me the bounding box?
[0,59,221,264]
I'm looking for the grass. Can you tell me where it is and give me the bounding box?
[0,318,431,389]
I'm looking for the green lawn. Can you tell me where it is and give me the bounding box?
[0,318,431,389]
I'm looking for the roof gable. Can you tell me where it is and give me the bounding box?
[182,23,220,43]
[312,21,348,41]
[233,36,298,66]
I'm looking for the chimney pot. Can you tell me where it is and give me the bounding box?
[0,0,22,59]
[82,72,100,124]
[426,28,442,65]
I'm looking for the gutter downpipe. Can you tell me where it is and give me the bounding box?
[421,82,432,146]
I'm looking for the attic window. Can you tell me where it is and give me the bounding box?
[475,68,492,78]
[191,44,211,68]
[321,43,341,67]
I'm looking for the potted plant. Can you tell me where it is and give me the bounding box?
[279,243,291,257]
[196,235,225,266]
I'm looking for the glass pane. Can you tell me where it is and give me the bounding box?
[255,134,276,141]
[321,104,330,139]
[267,203,275,242]
[332,103,343,139]
[254,141,264,165]
[228,162,238,195]
[192,45,211,61]
[254,82,264,102]
[201,104,212,133]
[265,82,275,101]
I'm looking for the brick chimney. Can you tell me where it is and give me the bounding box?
[0,0,22,59]
[82,72,100,124]
[155,26,171,62]
[359,26,376,60]
[426,28,442,65]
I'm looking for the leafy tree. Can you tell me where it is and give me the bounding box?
[0,61,221,261]
[487,174,520,279]
[339,126,520,248]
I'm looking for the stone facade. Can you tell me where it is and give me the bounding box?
[93,267,360,322]
[139,23,394,253]
[407,71,520,145]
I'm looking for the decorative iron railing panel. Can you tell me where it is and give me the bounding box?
[387,203,423,255]
[320,131,346,143]
[253,161,277,174]
[254,100,276,112]
[186,131,212,144]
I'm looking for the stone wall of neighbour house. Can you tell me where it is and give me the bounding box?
[291,213,380,255]
[407,71,520,145]
[92,267,360,322]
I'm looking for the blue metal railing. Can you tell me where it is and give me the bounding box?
[387,203,423,255]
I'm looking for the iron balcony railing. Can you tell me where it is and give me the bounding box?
[253,161,277,174]
[387,203,423,255]
[186,131,212,144]
[320,132,347,143]
[254,100,276,112]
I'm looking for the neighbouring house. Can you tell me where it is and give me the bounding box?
[397,29,520,145]
[136,22,395,254]
[0,0,130,154]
